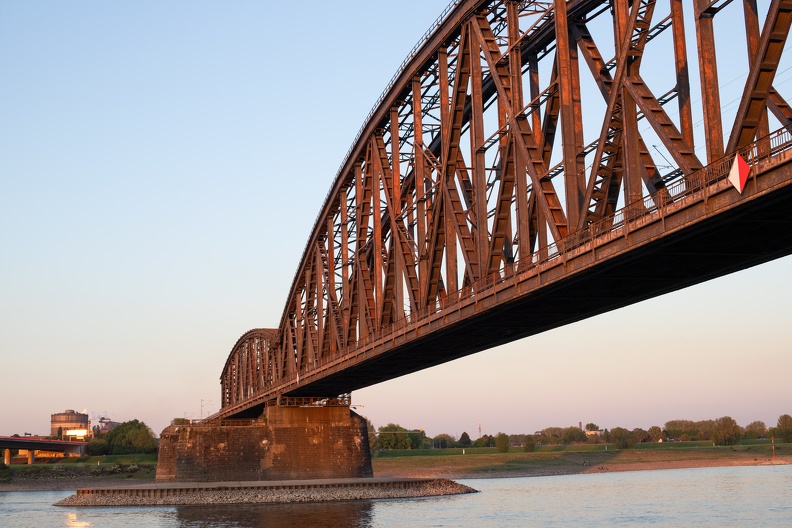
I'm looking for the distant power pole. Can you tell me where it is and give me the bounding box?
[200,399,212,419]
[478,422,481,438]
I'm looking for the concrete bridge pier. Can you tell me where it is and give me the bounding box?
[156,401,372,482]
[27,450,34,465]
[3,449,10,465]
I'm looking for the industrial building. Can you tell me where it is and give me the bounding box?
[50,409,90,439]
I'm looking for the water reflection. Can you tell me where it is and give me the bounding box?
[64,512,92,527]
[4,466,791,528]
[174,500,375,528]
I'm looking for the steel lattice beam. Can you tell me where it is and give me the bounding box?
[213,0,792,418]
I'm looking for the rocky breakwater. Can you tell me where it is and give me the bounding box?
[54,477,477,506]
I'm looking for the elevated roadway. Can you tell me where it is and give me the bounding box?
[1,436,88,464]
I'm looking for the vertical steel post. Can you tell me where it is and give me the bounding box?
[371,140,383,326]
[743,0,771,141]
[390,107,405,318]
[340,188,350,345]
[671,0,695,149]
[469,26,488,275]
[555,0,585,229]
[695,0,725,162]
[411,77,428,291]
[510,2,531,263]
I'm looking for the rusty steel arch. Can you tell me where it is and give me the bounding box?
[219,329,279,410]
[215,0,792,419]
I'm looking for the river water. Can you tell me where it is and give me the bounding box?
[2,465,790,527]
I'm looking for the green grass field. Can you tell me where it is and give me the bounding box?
[1,441,785,483]
[54,454,158,465]
[0,454,158,482]
[371,440,788,477]
[375,439,777,457]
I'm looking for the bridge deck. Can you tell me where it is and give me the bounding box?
[0,437,87,454]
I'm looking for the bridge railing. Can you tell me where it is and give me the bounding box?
[559,126,792,255]
[295,128,792,382]
[194,418,260,427]
[266,395,352,408]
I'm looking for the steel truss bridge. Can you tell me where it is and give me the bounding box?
[211,0,792,420]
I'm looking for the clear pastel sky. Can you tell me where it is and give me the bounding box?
[1,1,790,440]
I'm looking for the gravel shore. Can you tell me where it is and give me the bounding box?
[54,478,477,507]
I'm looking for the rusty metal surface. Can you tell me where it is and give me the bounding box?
[219,329,279,410]
[212,0,792,420]
[268,395,352,408]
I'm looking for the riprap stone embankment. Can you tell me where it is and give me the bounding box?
[55,477,477,506]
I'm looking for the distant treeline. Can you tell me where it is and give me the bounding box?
[366,414,792,451]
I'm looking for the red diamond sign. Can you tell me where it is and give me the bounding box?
[728,154,750,194]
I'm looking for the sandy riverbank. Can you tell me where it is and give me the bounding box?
[463,456,791,480]
[581,455,789,476]
[371,450,792,480]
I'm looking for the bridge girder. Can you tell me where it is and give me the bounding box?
[214,0,792,420]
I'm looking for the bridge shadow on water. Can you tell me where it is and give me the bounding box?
[175,500,374,528]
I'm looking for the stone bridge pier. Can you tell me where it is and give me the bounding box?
[156,400,372,482]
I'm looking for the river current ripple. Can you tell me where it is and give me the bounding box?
[1,464,790,527]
